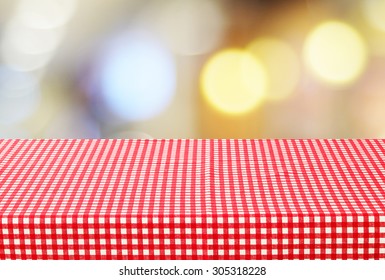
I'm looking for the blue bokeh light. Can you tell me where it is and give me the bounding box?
[97,29,177,122]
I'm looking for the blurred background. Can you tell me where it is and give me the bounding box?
[0,0,385,139]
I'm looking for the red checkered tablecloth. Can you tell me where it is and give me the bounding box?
[0,139,384,259]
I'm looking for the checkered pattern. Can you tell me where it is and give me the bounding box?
[0,139,384,260]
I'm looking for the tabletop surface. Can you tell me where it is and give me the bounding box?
[1,139,385,218]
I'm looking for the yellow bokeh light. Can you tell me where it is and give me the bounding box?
[200,49,267,115]
[248,38,300,101]
[304,21,367,86]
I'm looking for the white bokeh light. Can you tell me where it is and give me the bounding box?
[3,19,63,55]
[0,66,41,125]
[16,0,77,29]
[1,0,76,72]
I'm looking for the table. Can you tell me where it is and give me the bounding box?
[1,139,384,259]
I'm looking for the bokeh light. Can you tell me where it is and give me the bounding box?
[248,38,300,101]
[3,20,62,55]
[0,66,41,125]
[200,49,267,115]
[155,0,226,56]
[96,29,177,122]
[364,0,385,32]
[1,42,53,72]
[16,0,77,29]
[1,20,60,71]
[304,20,368,86]
[0,0,384,139]
[1,0,75,72]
